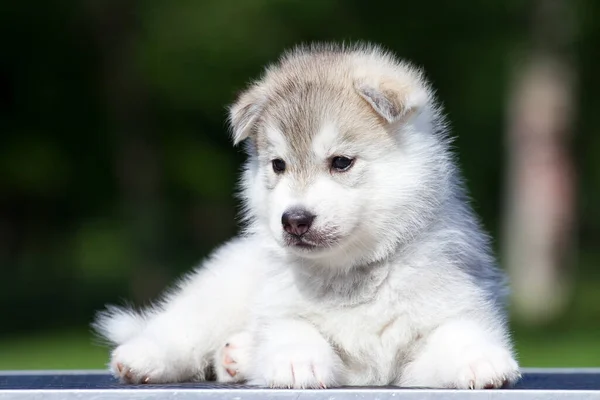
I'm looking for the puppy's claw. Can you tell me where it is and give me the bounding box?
[124,369,133,382]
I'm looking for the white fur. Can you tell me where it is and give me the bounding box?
[311,122,338,159]
[93,43,520,389]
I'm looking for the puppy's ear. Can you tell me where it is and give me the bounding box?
[355,77,429,124]
[228,84,267,145]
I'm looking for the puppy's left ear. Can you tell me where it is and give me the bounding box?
[228,84,268,146]
[355,76,429,124]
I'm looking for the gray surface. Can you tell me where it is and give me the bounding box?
[0,369,599,399]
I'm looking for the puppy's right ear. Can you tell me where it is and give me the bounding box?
[228,84,267,146]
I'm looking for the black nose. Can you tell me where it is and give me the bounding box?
[281,209,316,237]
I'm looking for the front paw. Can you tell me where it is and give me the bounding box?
[110,336,187,384]
[250,342,338,389]
[452,345,521,389]
[403,342,521,389]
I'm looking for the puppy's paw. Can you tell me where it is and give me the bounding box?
[250,342,338,389]
[110,336,185,384]
[401,319,521,389]
[403,341,520,389]
[452,345,521,389]
[214,331,252,383]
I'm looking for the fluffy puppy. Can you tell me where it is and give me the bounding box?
[93,42,521,389]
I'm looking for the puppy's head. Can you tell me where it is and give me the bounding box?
[229,43,452,269]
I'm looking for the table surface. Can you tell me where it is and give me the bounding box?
[1,369,599,399]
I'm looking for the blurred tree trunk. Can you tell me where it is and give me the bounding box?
[503,0,578,325]
[86,0,169,303]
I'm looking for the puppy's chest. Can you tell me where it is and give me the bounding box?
[260,266,418,353]
[301,286,415,355]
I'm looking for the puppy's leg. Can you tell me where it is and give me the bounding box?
[93,238,265,384]
[399,319,520,389]
[248,319,342,389]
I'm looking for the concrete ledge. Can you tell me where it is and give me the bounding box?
[1,368,599,399]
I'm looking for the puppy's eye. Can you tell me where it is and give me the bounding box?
[331,156,354,172]
[272,159,286,173]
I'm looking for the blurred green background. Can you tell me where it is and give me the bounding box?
[1,0,599,370]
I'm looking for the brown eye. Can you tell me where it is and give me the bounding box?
[331,156,354,172]
[272,159,286,173]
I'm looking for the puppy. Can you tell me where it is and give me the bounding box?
[93,42,521,389]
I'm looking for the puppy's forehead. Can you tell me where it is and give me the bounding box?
[258,81,383,156]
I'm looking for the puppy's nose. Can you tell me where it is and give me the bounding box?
[281,209,316,237]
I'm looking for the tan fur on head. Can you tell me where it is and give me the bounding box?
[228,42,431,145]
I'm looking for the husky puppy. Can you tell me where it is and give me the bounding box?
[93,43,521,389]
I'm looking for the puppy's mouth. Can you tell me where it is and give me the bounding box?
[292,240,317,250]
[283,230,340,251]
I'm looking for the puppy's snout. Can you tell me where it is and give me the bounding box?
[282,209,315,237]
